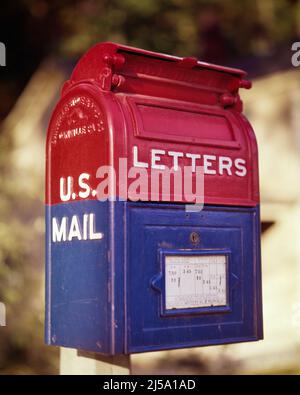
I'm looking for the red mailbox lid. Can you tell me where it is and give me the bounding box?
[46,42,259,207]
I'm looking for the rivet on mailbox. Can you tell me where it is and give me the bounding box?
[45,42,263,354]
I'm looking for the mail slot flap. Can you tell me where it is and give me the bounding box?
[126,95,240,148]
[68,42,247,107]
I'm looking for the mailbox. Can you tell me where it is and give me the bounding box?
[45,42,263,354]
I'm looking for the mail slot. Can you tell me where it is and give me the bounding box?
[45,42,263,354]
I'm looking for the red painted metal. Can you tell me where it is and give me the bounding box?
[46,42,258,206]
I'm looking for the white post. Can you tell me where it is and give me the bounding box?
[60,347,131,375]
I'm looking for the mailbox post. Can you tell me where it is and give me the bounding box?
[46,42,263,359]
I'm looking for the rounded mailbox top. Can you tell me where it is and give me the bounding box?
[46,42,259,207]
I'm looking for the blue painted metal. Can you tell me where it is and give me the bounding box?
[45,200,112,353]
[46,200,262,354]
[126,202,262,353]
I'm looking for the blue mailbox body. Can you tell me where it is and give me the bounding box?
[45,42,263,354]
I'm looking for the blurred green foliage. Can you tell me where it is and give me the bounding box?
[1,0,299,118]
[21,0,300,60]
[0,129,58,373]
[0,0,299,374]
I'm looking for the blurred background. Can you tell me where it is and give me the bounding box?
[0,0,300,374]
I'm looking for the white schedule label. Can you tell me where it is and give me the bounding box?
[165,255,227,310]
